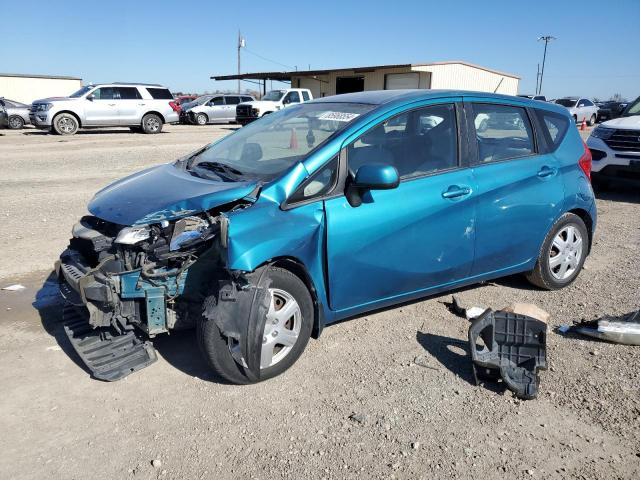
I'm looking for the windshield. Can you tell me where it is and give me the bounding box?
[622,96,640,117]
[262,90,285,101]
[555,99,577,108]
[186,102,375,182]
[69,86,93,98]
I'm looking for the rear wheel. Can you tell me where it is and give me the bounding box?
[588,114,596,126]
[197,267,313,384]
[195,113,208,125]
[141,113,162,134]
[8,115,24,129]
[526,213,589,290]
[52,113,79,135]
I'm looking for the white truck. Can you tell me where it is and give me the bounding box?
[235,88,313,125]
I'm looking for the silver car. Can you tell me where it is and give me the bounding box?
[185,94,255,125]
[30,83,180,135]
[1,98,31,129]
[555,97,599,125]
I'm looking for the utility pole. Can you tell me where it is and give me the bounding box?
[237,31,245,93]
[537,35,556,95]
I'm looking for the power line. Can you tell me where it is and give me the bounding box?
[242,47,295,70]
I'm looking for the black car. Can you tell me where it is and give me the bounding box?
[596,101,627,122]
[0,99,9,129]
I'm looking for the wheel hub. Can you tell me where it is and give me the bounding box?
[549,225,583,280]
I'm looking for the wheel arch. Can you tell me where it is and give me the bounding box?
[263,256,325,339]
[143,111,165,124]
[54,110,82,127]
[568,207,594,253]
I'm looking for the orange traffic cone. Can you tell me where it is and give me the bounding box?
[289,128,298,149]
[580,119,586,131]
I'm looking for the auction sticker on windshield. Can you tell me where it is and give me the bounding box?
[317,111,361,122]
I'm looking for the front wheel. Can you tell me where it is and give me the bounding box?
[526,213,589,290]
[52,113,79,135]
[588,114,596,126]
[8,116,24,129]
[141,113,163,134]
[197,267,313,384]
[195,113,208,125]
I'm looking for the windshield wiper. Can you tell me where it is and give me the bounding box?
[193,161,244,177]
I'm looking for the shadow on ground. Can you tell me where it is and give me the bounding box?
[593,182,640,204]
[23,129,169,136]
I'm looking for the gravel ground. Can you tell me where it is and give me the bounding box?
[0,124,639,479]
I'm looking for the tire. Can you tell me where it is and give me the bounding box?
[141,113,163,134]
[52,113,79,135]
[197,267,314,384]
[8,115,24,129]
[195,113,208,125]
[588,114,596,126]
[526,213,589,290]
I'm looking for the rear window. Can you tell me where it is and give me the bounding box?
[146,88,173,100]
[534,109,569,152]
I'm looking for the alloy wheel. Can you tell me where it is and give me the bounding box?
[146,117,160,132]
[58,117,75,133]
[9,116,23,129]
[548,225,583,280]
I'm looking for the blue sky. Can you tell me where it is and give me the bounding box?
[2,0,639,100]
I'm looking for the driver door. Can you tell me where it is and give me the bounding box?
[282,91,301,109]
[324,99,477,312]
[84,87,120,125]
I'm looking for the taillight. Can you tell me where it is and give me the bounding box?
[578,141,592,182]
[169,101,180,112]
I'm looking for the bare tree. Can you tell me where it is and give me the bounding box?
[610,93,626,102]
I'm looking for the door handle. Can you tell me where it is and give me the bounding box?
[108,103,116,106]
[442,185,472,199]
[537,166,557,178]
[138,103,146,106]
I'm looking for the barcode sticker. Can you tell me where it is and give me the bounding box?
[317,112,360,122]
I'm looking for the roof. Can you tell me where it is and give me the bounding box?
[211,61,520,82]
[0,73,82,81]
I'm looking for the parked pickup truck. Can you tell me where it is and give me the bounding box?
[236,88,313,125]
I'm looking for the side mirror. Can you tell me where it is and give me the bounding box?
[353,164,399,190]
[86,94,94,101]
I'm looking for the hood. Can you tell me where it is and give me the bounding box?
[32,96,79,104]
[600,115,640,129]
[88,163,258,226]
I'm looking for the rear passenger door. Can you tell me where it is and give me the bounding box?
[223,96,241,121]
[466,100,564,276]
[115,87,143,124]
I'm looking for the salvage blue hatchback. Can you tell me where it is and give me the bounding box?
[57,90,596,383]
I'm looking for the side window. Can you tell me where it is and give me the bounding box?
[471,103,534,163]
[241,96,253,103]
[210,97,224,106]
[146,88,173,100]
[347,103,458,179]
[287,157,338,204]
[224,96,241,105]
[577,99,586,107]
[301,91,310,101]
[284,91,301,104]
[534,108,569,152]
[91,87,115,100]
[583,99,594,107]
[117,87,142,100]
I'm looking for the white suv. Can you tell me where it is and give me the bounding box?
[588,96,640,185]
[30,83,180,135]
[235,88,313,125]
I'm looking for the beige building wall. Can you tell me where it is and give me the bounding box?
[292,62,518,98]
[413,63,518,95]
[0,75,82,104]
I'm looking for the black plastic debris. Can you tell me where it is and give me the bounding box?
[468,309,547,400]
[558,310,640,346]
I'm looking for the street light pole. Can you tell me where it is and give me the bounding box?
[537,35,556,95]
[237,31,245,93]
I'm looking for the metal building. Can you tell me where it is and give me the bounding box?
[212,61,519,97]
[0,73,83,104]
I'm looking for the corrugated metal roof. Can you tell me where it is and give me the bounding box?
[211,61,520,81]
[0,73,82,81]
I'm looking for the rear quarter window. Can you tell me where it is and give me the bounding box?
[146,88,174,100]
[534,109,569,152]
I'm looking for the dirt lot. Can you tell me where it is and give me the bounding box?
[1,124,639,480]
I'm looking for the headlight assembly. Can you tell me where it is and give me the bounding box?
[590,126,615,140]
[115,225,151,245]
[35,103,53,112]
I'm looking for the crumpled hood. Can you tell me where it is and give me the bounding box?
[88,163,257,226]
[600,115,640,129]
